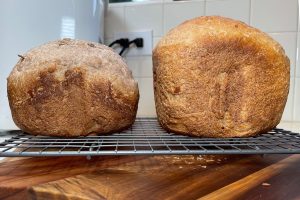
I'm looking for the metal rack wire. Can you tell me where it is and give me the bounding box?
[0,118,300,157]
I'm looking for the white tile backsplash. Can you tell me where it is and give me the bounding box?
[269,32,297,77]
[104,6,125,38]
[153,37,162,48]
[104,37,115,47]
[106,0,300,121]
[282,78,295,121]
[126,56,153,78]
[296,33,300,78]
[251,0,298,32]
[124,3,163,37]
[163,1,205,34]
[206,0,250,24]
[294,78,300,121]
[136,77,156,117]
[110,0,164,7]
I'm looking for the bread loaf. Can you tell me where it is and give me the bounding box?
[8,39,139,137]
[153,16,289,137]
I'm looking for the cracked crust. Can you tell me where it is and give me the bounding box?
[7,39,139,137]
[153,16,290,137]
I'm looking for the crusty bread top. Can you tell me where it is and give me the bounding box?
[10,38,137,99]
[156,16,286,60]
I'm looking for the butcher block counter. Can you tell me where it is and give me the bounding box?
[0,122,299,200]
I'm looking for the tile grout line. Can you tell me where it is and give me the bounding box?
[204,0,206,16]
[297,0,300,32]
[123,4,126,34]
[292,77,298,121]
[292,0,300,121]
[297,0,300,78]
[162,1,165,35]
[267,31,298,34]
[249,0,252,25]
[291,77,296,121]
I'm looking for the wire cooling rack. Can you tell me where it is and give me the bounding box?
[0,118,300,157]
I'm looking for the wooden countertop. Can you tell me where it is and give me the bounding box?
[0,154,299,200]
[0,121,299,199]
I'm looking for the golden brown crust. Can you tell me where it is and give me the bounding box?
[7,39,139,137]
[153,16,290,138]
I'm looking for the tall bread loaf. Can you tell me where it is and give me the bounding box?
[8,39,139,137]
[153,16,290,137]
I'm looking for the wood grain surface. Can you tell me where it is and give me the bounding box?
[0,154,299,200]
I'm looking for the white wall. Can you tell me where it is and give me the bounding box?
[105,0,299,122]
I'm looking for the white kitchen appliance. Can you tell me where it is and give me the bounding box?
[0,0,108,129]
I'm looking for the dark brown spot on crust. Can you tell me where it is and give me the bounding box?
[58,38,72,46]
[28,89,34,98]
[28,72,63,106]
[58,42,65,46]
[64,68,84,87]
[174,86,181,94]
[88,43,95,47]
[27,67,85,108]
[39,71,58,88]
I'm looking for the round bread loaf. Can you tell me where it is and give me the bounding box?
[153,16,290,137]
[8,39,139,137]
